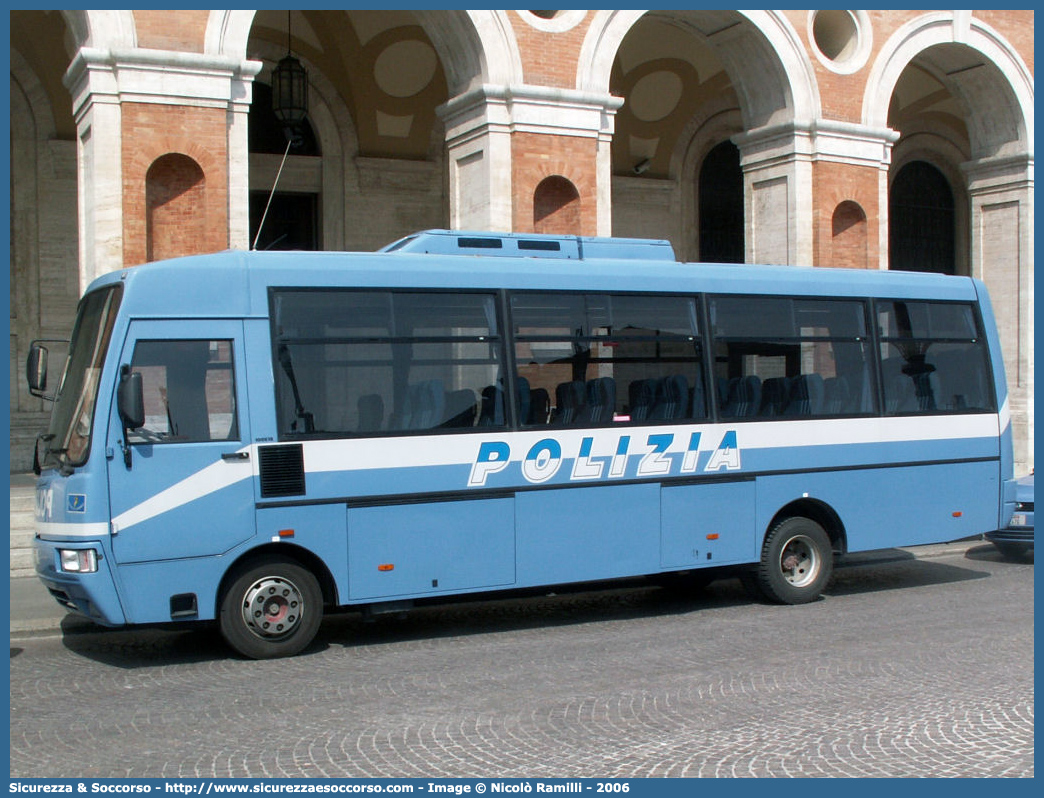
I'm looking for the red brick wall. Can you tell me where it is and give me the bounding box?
[511,133,599,235]
[133,10,209,54]
[812,161,881,269]
[508,13,594,88]
[975,10,1034,75]
[146,154,206,263]
[782,10,1033,125]
[533,176,582,234]
[829,201,869,270]
[122,103,229,267]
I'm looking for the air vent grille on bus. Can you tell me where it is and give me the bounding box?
[379,229,675,261]
[258,444,306,498]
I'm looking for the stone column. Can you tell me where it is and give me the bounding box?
[63,48,260,283]
[735,121,897,268]
[963,154,1034,472]
[438,84,622,235]
[64,48,125,292]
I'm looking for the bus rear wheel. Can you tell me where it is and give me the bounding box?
[219,559,322,659]
[754,517,833,604]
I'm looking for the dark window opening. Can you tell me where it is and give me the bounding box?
[249,82,320,157]
[889,161,955,275]
[249,191,318,251]
[699,141,744,264]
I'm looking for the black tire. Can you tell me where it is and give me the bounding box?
[754,517,833,604]
[219,558,323,659]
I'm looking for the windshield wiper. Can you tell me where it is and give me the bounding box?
[277,343,316,434]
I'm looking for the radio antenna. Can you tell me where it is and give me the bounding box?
[251,136,292,251]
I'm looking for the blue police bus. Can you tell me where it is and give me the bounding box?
[28,229,1015,658]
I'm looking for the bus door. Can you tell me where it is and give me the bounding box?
[106,320,255,566]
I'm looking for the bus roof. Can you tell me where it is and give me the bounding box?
[90,230,983,319]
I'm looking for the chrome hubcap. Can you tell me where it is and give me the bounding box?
[241,576,304,640]
[779,535,820,588]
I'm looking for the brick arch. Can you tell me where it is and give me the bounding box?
[514,148,597,234]
[146,154,206,263]
[830,201,868,270]
[533,176,582,235]
[122,106,230,266]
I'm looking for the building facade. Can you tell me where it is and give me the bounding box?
[9,9,1034,473]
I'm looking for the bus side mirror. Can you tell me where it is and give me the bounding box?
[118,367,145,430]
[27,343,49,398]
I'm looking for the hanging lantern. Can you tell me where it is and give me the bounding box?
[272,53,308,131]
[271,12,308,144]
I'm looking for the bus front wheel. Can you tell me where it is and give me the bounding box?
[219,559,323,659]
[753,517,833,604]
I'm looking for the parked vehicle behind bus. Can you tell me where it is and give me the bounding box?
[985,472,1033,559]
[28,230,1016,658]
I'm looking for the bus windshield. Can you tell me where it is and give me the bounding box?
[42,285,122,471]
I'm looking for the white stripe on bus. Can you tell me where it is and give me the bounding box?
[105,414,999,535]
[37,521,111,540]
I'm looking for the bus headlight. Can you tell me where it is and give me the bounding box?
[59,549,98,573]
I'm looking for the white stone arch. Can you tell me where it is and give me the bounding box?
[206,10,519,93]
[866,11,1033,473]
[205,9,508,241]
[577,9,820,129]
[205,10,256,58]
[582,10,820,264]
[863,12,1033,158]
[74,10,137,49]
[418,9,524,92]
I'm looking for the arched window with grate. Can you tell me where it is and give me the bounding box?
[889,161,955,274]
[698,141,744,264]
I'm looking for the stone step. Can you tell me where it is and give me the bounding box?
[10,475,40,578]
[11,548,35,579]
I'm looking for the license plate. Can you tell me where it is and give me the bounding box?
[1010,513,1027,527]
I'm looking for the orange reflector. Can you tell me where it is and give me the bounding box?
[378,564,394,572]
[278,529,295,538]
[706,533,719,540]
[952,511,963,518]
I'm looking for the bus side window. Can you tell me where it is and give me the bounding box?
[511,291,706,427]
[271,290,502,438]
[126,339,238,443]
[710,296,874,419]
[878,300,994,415]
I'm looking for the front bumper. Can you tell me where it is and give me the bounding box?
[34,537,127,627]
[985,527,1034,545]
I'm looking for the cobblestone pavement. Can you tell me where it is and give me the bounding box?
[9,544,1033,778]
